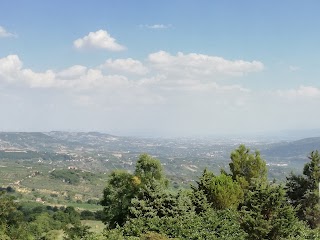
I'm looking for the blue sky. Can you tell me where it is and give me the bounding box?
[1,1,320,136]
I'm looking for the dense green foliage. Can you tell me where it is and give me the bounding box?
[240,181,305,240]
[193,169,243,210]
[286,150,320,228]
[101,170,139,227]
[51,169,97,185]
[101,154,169,227]
[122,209,247,240]
[229,144,268,189]
[0,196,84,239]
[100,149,319,239]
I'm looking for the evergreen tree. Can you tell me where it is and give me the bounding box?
[241,181,306,240]
[101,170,138,227]
[229,145,267,189]
[193,169,244,210]
[123,208,247,240]
[101,154,168,227]
[135,153,168,187]
[286,150,320,228]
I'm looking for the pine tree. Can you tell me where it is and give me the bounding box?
[229,145,267,190]
[101,154,168,227]
[193,169,244,210]
[241,181,306,240]
[286,150,320,228]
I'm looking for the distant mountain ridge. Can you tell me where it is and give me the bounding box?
[261,137,320,158]
[1,131,320,160]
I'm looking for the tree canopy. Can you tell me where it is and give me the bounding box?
[101,154,168,227]
[99,148,319,239]
[286,150,320,228]
[193,169,243,210]
[229,144,267,189]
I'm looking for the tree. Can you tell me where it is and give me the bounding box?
[130,188,194,220]
[124,167,246,239]
[64,206,81,225]
[286,150,320,228]
[240,181,305,240]
[101,170,138,227]
[0,191,16,225]
[140,232,171,240]
[123,208,247,240]
[80,210,95,220]
[193,169,244,210]
[41,230,64,240]
[63,224,92,240]
[303,151,320,186]
[135,153,168,188]
[0,191,32,239]
[101,154,168,228]
[229,145,267,189]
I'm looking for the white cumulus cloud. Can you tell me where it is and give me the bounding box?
[73,30,126,51]
[0,55,56,88]
[0,55,130,89]
[0,55,23,82]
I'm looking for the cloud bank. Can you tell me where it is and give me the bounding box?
[0,52,263,92]
[2,51,318,136]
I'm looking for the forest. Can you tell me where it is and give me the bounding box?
[0,145,319,239]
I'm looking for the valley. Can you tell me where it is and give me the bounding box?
[0,131,318,207]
